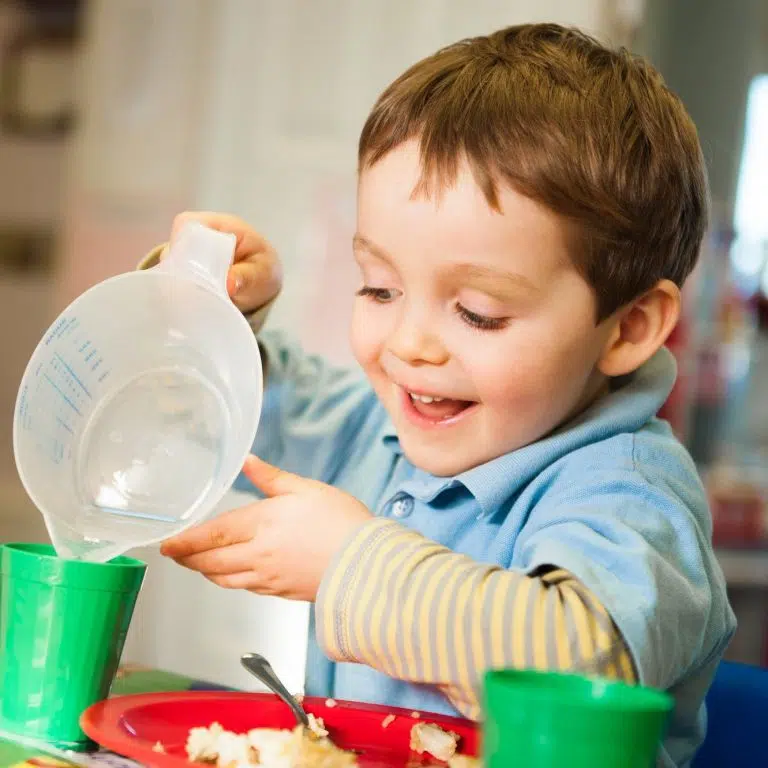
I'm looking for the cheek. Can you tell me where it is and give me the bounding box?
[350,302,385,369]
[349,304,369,366]
[462,319,600,408]
[467,348,551,407]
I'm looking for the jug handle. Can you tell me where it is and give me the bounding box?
[155,220,235,297]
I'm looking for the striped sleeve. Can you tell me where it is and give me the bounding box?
[316,519,636,720]
[137,243,165,270]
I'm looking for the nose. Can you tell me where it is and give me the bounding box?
[386,303,449,366]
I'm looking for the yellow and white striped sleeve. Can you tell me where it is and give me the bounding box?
[316,519,636,721]
[137,244,165,270]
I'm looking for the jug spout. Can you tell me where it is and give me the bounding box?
[159,221,236,296]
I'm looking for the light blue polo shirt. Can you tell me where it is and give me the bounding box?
[237,330,735,768]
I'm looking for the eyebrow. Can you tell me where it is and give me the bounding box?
[352,233,539,298]
[451,264,540,296]
[352,234,393,264]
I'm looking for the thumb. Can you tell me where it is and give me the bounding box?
[227,259,281,314]
[242,455,308,497]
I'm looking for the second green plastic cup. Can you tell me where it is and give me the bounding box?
[0,543,146,751]
[484,668,674,767]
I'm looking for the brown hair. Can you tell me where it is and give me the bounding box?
[358,23,709,321]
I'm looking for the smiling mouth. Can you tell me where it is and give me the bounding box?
[402,388,476,424]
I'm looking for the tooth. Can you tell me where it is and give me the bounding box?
[409,392,448,404]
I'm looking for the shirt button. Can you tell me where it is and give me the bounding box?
[391,495,414,519]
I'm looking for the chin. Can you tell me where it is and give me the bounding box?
[399,441,478,477]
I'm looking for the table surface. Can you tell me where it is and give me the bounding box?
[0,666,234,767]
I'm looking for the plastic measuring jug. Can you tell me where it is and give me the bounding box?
[13,222,263,562]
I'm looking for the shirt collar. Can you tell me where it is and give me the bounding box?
[379,346,678,518]
[381,414,400,453]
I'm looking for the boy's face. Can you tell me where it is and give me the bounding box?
[352,142,616,477]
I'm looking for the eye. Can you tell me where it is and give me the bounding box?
[356,286,398,303]
[455,303,509,331]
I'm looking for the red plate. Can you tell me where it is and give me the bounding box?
[81,692,479,767]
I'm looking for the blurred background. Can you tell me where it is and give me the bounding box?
[0,0,767,693]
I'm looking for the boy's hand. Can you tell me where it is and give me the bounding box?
[167,211,282,314]
[159,457,373,602]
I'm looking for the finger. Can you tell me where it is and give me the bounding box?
[227,257,282,311]
[170,211,274,264]
[160,506,258,558]
[207,571,259,590]
[242,455,311,497]
[173,540,256,576]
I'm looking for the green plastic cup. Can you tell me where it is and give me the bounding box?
[484,668,674,767]
[0,543,145,751]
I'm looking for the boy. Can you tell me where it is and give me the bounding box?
[152,23,734,767]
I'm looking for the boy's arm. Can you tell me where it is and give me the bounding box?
[316,518,635,720]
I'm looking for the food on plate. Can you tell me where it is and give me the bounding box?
[185,720,356,767]
[409,722,460,762]
[289,730,359,768]
[184,716,473,767]
[306,713,329,739]
[447,757,481,768]
[152,741,167,753]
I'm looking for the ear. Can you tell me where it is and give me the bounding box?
[598,279,681,378]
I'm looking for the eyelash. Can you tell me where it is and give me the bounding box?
[356,286,395,302]
[455,304,508,331]
[356,286,508,332]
